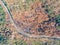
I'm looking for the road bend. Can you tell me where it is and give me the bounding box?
[0,0,60,39]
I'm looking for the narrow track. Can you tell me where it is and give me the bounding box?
[0,0,60,39]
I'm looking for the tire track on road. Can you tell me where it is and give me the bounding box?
[1,0,60,39]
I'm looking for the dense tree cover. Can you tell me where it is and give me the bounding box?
[0,4,6,30]
[41,0,60,18]
[55,15,60,24]
[0,33,9,45]
[0,27,11,45]
[55,15,60,29]
[41,0,60,30]
[0,27,27,45]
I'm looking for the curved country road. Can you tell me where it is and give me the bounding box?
[0,0,60,39]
